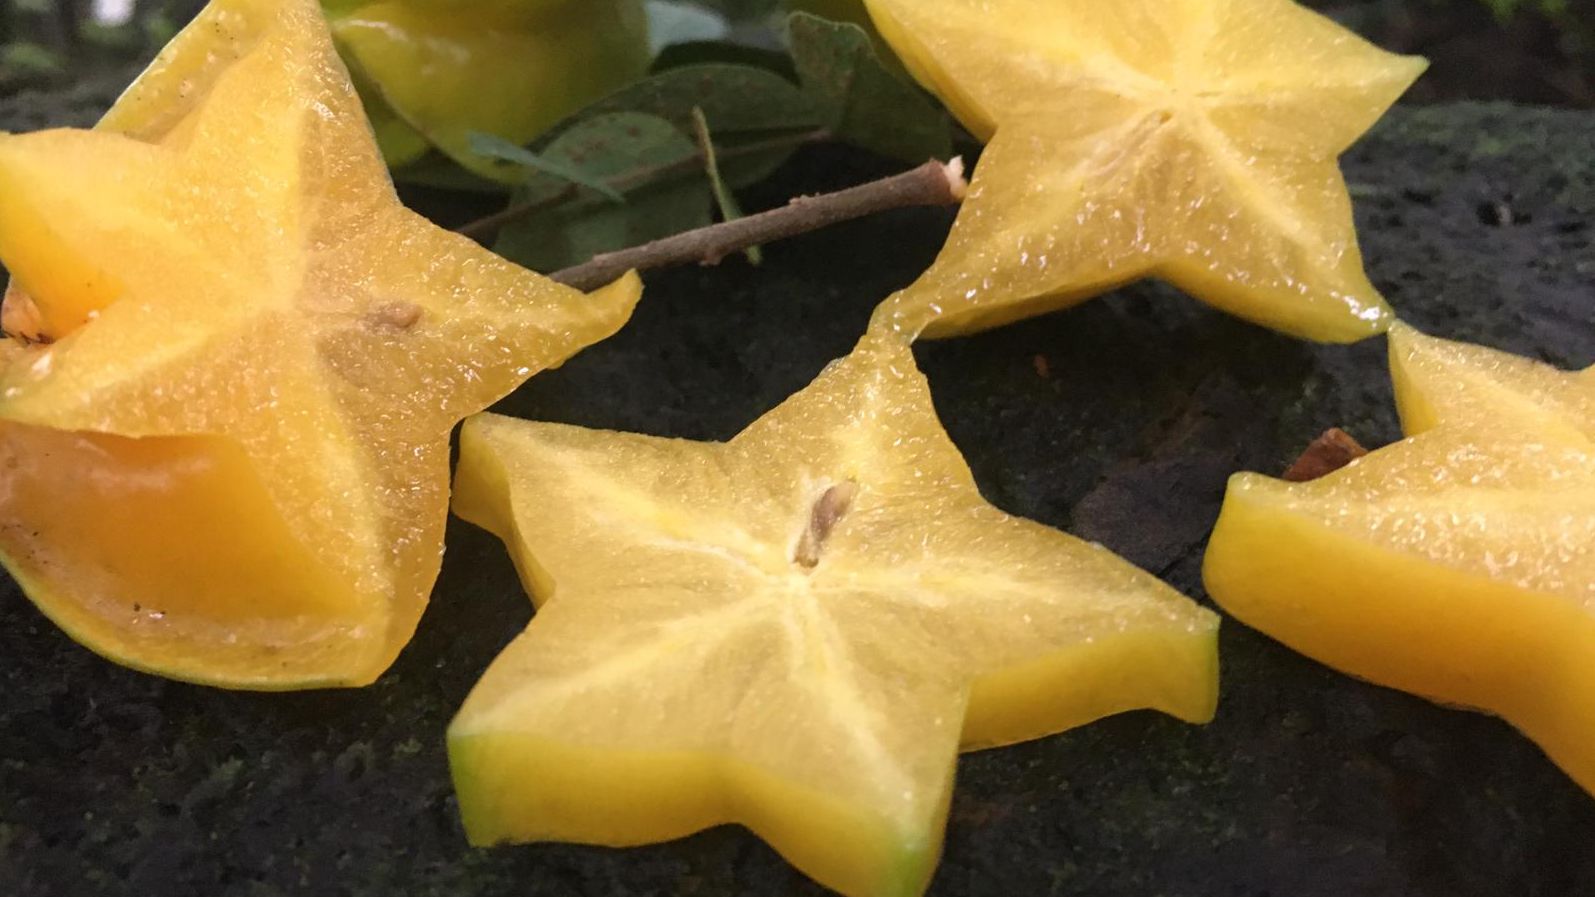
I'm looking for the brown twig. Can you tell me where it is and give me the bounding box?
[455,128,833,242]
[1283,428,1370,482]
[550,158,968,292]
[455,184,579,241]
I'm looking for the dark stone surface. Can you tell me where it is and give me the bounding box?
[1,91,1593,897]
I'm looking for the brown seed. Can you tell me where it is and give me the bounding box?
[794,480,860,569]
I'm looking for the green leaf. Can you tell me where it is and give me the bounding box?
[549,62,826,189]
[572,63,826,139]
[468,132,627,203]
[787,12,951,164]
[691,107,762,266]
[493,113,713,274]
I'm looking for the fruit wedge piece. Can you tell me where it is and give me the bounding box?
[0,0,641,689]
[1205,323,1595,792]
[861,0,1426,343]
[449,332,1219,897]
[327,0,651,176]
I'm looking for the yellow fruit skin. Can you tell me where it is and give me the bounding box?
[450,735,945,897]
[963,624,1218,750]
[1204,476,1595,794]
[329,0,651,174]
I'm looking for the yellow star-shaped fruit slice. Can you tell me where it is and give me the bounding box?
[862,0,1426,343]
[1205,323,1595,792]
[448,332,1219,897]
[0,0,641,689]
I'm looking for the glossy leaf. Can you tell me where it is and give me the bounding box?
[494,112,713,273]
[468,131,627,202]
[787,12,948,163]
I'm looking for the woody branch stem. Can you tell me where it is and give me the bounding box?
[550,158,968,292]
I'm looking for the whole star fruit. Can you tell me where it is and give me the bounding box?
[1204,323,1595,793]
[0,0,643,690]
[861,0,1427,344]
[327,0,651,175]
[447,331,1220,897]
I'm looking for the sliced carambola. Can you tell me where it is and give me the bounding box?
[861,0,1426,342]
[0,0,640,688]
[449,332,1219,897]
[1205,324,1595,791]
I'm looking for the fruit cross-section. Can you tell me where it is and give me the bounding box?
[862,0,1426,343]
[0,0,640,689]
[449,332,1219,897]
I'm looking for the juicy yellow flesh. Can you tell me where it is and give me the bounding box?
[0,423,380,687]
[448,335,1218,897]
[0,0,642,688]
[0,199,123,341]
[330,0,651,176]
[861,0,1425,343]
[1205,324,1595,794]
[1205,470,1595,791]
[1389,322,1595,442]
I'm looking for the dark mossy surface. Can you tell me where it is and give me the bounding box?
[1,90,1593,897]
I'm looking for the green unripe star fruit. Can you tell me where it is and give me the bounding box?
[326,0,650,174]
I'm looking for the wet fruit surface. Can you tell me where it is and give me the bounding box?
[1,39,1593,897]
[450,333,1218,897]
[1205,324,1595,791]
[0,0,640,688]
[865,0,1425,343]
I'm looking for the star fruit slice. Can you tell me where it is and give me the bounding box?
[328,0,651,175]
[1204,324,1595,792]
[448,332,1219,897]
[861,0,1426,343]
[0,0,640,689]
